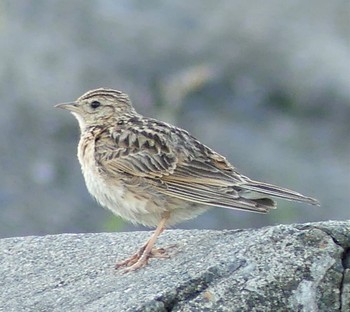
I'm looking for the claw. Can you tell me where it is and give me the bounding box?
[116,246,170,273]
[115,212,172,273]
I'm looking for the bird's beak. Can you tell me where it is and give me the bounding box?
[54,102,79,112]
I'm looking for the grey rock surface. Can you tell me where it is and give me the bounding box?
[0,221,349,312]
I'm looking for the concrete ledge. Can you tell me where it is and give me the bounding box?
[1,221,349,311]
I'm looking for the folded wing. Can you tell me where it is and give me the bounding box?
[95,123,318,213]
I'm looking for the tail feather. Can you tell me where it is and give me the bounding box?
[240,181,320,206]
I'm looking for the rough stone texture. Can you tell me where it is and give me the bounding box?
[0,221,349,311]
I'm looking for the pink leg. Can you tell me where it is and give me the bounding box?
[115,212,170,273]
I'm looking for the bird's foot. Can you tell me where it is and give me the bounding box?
[115,245,170,273]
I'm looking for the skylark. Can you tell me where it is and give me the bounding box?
[55,88,319,272]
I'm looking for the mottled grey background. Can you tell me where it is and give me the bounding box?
[0,0,349,238]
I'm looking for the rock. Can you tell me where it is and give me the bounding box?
[0,221,349,311]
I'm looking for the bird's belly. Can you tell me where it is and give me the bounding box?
[81,160,151,223]
[83,165,209,227]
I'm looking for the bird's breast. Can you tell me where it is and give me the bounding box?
[77,133,155,224]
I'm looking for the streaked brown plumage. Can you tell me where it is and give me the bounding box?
[55,88,319,272]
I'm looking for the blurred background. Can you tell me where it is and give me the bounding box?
[0,0,349,238]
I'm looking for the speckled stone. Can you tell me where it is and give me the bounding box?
[0,221,349,311]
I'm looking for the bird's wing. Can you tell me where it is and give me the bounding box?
[95,124,274,213]
[153,149,274,212]
[95,126,178,178]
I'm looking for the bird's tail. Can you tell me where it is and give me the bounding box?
[240,180,320,206]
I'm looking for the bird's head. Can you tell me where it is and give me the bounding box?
[55,88,137,130]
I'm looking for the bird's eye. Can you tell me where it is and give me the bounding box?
[90,101,101,109]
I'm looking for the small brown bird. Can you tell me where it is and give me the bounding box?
[55,88,319,272]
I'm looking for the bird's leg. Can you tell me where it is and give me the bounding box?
[115,211,170,273]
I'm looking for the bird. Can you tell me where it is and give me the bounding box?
[55,88,319,272]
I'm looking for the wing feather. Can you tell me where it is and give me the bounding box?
[95,127,177,178]
[154,180,272,212]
